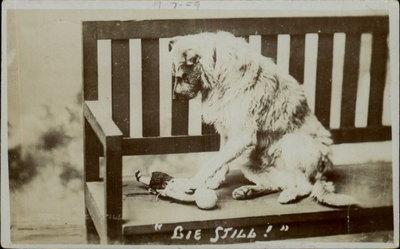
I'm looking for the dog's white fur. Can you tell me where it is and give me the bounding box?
[169,32,358,206]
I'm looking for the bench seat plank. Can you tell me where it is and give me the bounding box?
[85,162,392,243]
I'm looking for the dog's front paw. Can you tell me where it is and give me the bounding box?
[232,185,254,200]
[189,176,220,190]
[204,165,229,190]
[278,189,298,204]
[205,177,223,190]
[205,171,227,190]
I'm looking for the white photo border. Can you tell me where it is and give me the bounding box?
[1,0,398,248]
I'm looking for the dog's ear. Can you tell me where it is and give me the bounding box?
[168,39,176,52]
[184,49,200,66]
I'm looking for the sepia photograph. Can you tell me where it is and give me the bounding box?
[1,0,399,248]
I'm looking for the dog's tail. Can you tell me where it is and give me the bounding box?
[311,179,359,207]
[310,164,360,207]
[310,157,360,207]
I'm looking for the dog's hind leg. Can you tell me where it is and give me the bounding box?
[276,133,318,204]
[274,170,312,204]
[278,186,310,204]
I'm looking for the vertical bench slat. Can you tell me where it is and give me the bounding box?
[289,34,306,84]
[168,35,190,136]
[202,123,217,135]
[172,98,189,135]
[367,33,388,126]
[261,35,278,61]
[340,33,361,128]
[111,39,130,136]
[142,39,160,137]
[314,33,334,128]
[83,22,98,100]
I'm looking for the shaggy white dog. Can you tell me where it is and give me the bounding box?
[169,31,357,206]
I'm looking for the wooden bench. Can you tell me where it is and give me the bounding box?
[82,16,392,244]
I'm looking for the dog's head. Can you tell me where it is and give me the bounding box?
[169,38,205,100]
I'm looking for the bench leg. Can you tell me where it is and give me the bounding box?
[84,118,102,244]
[104,136,123,244]
[84,118,102,181]
[85,208,100,244]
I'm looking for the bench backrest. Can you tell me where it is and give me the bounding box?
[82,16,391,144]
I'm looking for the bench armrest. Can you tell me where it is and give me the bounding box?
[83,101,123,145]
